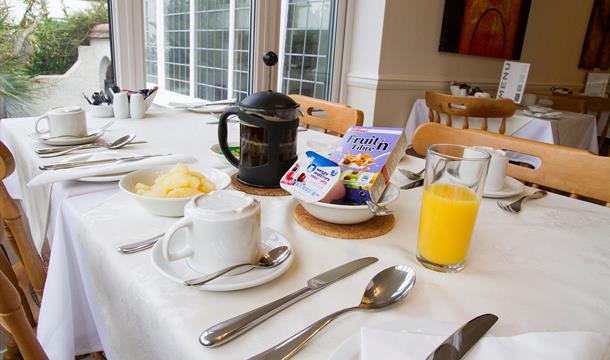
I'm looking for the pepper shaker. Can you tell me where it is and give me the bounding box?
[130,93,145,119]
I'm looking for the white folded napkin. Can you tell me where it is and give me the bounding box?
[360,327,609,360]
[28,154,197,186]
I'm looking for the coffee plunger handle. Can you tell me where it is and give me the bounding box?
[263,51,278,90]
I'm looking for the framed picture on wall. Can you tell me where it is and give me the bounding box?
[439,0,532,60]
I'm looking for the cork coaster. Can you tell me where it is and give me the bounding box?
[293,204,395,239]
[230,174,290,196]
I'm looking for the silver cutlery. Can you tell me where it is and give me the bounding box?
[199,257,378,347]
[400,178,424,190]
[399,167,425,180]
[185,246,291,286]
[497,190,547,214]
[426,313,498,360]
[116,233,165,254]
[37,134,138,158]
[39,153,172,170]
[169,98,237,108]
[248,265,416,360]
[365,200,393,216]
[35,140,147,155]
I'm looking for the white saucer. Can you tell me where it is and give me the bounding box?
[483,176,525,198]
[30,128,104,146]
[63,151,136,182]
[187,104,231,113]
[151,226,294,291]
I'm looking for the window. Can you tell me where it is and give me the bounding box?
[279,0,336,100]
[141,0,343,103]
[144,0,252,102]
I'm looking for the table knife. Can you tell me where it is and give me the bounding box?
[116,233,164,254]
[39,153,171,170]
[199,257,378,348]
[426,313,498,360]
[35,141,148,154]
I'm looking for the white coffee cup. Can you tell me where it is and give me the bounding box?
[474,146,509,192]
[162,190,261,274]
[521,93,537,107]
[35,106,87,137]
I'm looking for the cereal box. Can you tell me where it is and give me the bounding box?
[330,126,407,204]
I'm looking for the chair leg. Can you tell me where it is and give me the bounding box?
[3,334,22,360]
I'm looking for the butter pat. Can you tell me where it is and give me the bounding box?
[280,151,345,203]
[135,164,215,198]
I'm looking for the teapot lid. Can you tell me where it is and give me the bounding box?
[239,90,299,111]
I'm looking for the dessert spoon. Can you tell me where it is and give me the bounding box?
[248,264,416,360]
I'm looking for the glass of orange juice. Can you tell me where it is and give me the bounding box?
[416,144,490,273]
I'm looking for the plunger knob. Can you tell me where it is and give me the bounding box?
[263,51,278,67]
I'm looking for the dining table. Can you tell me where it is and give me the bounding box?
[405,99,600,167]
[1,108,609,359]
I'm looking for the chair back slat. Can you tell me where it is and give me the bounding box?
[289,94,364,136]
[425,91,516,134]
[535,94,586,113]
[412,123,610,204]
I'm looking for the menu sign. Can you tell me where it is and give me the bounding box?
[496,61,530,103]
[584,72,609,97]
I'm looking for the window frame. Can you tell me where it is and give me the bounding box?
[112,0,347,104]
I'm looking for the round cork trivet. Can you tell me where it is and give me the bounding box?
[230,173,290,196]
[293,204,395,239]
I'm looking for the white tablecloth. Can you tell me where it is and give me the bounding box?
[2,109,609,359]
[405,99,600,157]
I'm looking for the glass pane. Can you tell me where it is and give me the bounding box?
[280,0,336,100]
[164,0,190,95]
[144,0,158,84]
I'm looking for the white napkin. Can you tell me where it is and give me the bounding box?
[27,154,197,186]
[360,327,609,360]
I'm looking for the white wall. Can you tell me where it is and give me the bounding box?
[30,38,111,116]
[342,0,386,125]
[343,0,603,128]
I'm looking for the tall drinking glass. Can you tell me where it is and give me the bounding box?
[416,144,490,273]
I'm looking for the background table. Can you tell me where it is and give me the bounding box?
[2,109,609,359]
[405,99,599,159]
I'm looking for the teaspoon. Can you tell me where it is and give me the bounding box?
[38,134,137,158]
[248,264,416,360]
[185,246,291,286]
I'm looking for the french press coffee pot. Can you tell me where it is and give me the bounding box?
[218,52,301,188]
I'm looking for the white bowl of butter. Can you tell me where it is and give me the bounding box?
[119,164,231,217]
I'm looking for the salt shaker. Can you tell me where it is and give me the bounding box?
[113,92,130,119]
[130,93,145,119]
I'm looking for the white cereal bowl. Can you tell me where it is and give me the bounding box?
[119,165,231,217]
[299,183,400,225]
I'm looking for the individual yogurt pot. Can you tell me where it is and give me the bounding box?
[280,151,345,203]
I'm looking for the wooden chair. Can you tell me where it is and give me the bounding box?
[582,97,610,150]
[289,94,364,135]
[425,91,516,134]
[412,123,610,205]
[535,94,586,113]
[0,142,46,303]
[0,142,105,359]
[0,248,47,360]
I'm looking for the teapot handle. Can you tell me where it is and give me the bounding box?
[218,107,240,168]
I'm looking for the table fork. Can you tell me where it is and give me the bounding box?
[497,190,547,214]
